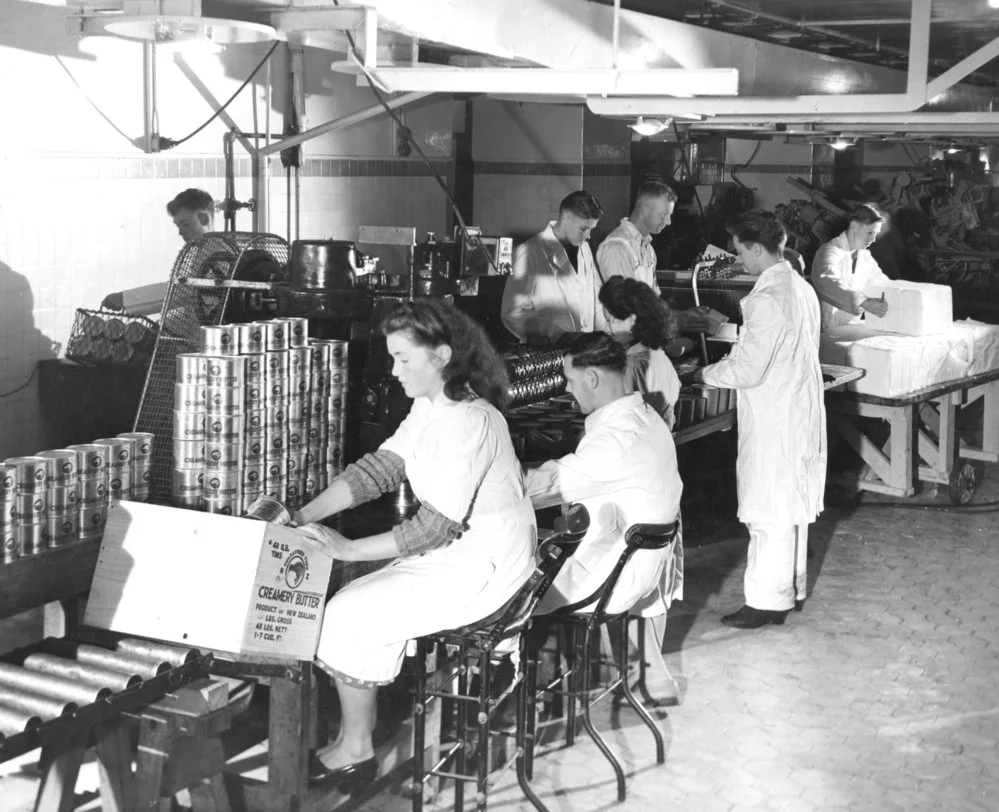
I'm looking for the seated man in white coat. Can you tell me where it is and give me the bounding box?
[501,191,605,345]
[811,203,891,330]
[695,209,826,629]
[525,332,683,619]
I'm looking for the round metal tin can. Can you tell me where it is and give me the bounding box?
[13,493,46,523]
[288,347,311,377]
[243,439,264,465]
[173,411,206,442]
[303,476,319,501]
[172,493,204,511]
[264,351,290,378]
[78,506,107,541]
[109,468,133,502]
[263,477,287,502]
[47,486,79,516]
[176,353,208,385]
[288,376,310,400]
[171,469,203,499]
[329,369,348,389]
[306,424,324,444]
[245,409,265,431]
[243,423,266,443]
[285,479,302,504]
[243,465,265,491]
[133,464,153,486]
[17,522,45,556]
[258,320,290,352]
[204,443,243,472]
[4,457,48,494]
[327,391,346,415]
[203,472,241,500]
[309,339,332,366]
[173,440,205,469]
[205,416,244,443]
[93,438,131,470]
[265,431,287,457]
[45,513,79,548]
[264,407,287,429]
[0,462,14,497]
[118,432,155,461]
[2,528,17,563]
[312,371,330,396]
[288,448,308,474]
[35,450,78,487]
[129,484,151,503]
[200,325,239,355]
[265,457,288,479]
[204,497,240,516]
[204,356,247,388]
[287,422,307,449]
[237,323,265,355]
[283,317,309,348]
[245,383,265,409]
[264,379,287,404]
[325,340,349,369]
[67,444,110,479]
[314,447,329,468]
[243,353,264,381]
[205,387,245,415]
[243,495,292,524]
[78,477,109,507]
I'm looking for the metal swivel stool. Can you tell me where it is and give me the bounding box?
[523,521,680,804]
[411,505,589,812]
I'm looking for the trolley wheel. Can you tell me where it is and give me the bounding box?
[948,461,978,506]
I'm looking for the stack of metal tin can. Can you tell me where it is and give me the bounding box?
[119,432,154,502]
[286,320,312,508]
[238,323,266,514]
[325,339,349,483]
[93,437,132,502]
[1,457,47,558]
[68,443,110,542]
[35,450,80,548]
[0,463,15,563]
[173,353,207,510]
[261,320,291,507]
[201,326,247,516]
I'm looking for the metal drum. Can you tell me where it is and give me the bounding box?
[172,469,203,502]
[176,353,207,385]
[13,493,46,524]
[200,325,239,356]
[243,353,265,381]
[287,419,307,450]
[282,317,309,349]
[245,409,265,433]
[17,522,45,556]
[204,356,246,388]
[47,486,79,517]
[264,457,288,480]
[204,442,242,473]
[78,477,109,508]
[243,466,265,494]
[66,444,110,478]
[265,378,287,404]
[78,506,107,541]
[245,383,265,410]
[237,323,265,355]
[5,457,48,494]
[44,512,79,549]
[257,320,290,353]
[324,340,349,369]
[265,430,287,459]
[92,438,131,472]
[203,472,240,500]
[264,407,287,430]
[109,467,133,502]
[243,438,264,466]
[35,451,78,488]
[118,433,154,462]
[172,441,205,470]
[173,409,206,442]
[329,368,348,390]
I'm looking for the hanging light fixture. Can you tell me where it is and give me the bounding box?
[829,136,856,151]
[945,143,962,155]
[629,116,672,137]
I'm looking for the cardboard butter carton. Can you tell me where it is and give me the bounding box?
[864,281,953,336]
[85,502,334,660]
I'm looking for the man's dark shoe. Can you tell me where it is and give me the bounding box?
[793,599,805,612]
[721,605,789,629]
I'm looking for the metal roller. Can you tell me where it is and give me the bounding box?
[0,686,76,721]
[0,664,111,706]
[38,640,169,680]
[116,638,198,668]
[23,654,142,693]
[0,704,42,736]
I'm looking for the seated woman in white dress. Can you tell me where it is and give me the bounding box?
[293,299,537,795]
[598,275,682,428]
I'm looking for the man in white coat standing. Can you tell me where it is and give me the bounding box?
[501,191,605,345]
[811,203,891,330]
[695,210,827,629]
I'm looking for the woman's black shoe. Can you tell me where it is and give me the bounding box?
[309,754,378,797]
[720,605,789,629]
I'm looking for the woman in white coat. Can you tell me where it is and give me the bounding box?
[696,210,826,629]
[598,275,682,428]
[811,203,891,330]
[294,300,537,794]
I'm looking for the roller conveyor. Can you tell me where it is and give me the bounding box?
[0,633,211,763]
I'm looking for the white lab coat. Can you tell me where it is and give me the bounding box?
[315,395,537,685]
[627,343,681,428]
[701,261,827,526]
[595,218,660,293]
[812,232,892,330]
[525,393,683,617]
[501,222,604,344]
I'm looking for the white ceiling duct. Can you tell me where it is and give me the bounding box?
[98,15,277,44]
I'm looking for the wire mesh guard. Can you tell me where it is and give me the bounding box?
[133,232,291,504]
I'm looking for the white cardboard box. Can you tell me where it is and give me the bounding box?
[85,502,334,660]
[864,281,953,336]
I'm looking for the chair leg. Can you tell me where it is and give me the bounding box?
[565,626,578,748]
[412,639,428,812]
[550,626,563,722]
[454,644,469,812]
[616,617,665,764]
[516,633,549,811]
[634,617,650,703]
[475,653,491,812]
[580,624,626,803]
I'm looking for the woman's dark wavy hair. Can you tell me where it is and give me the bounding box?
[381,299,509,409]
[563,332,627,374]
[598,276,678,351]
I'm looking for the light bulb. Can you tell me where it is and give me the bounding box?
[629,117,672,137]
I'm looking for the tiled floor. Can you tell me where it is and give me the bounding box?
[2,467,998,811]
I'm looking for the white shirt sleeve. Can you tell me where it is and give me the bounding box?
[811,243,867,316]
[379,400,427,464]
[701,294,785,390]
[525,428,628,509]
[501,242,537,343]
[595,240,634,283]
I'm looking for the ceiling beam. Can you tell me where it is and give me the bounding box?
[926,37,999,100]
